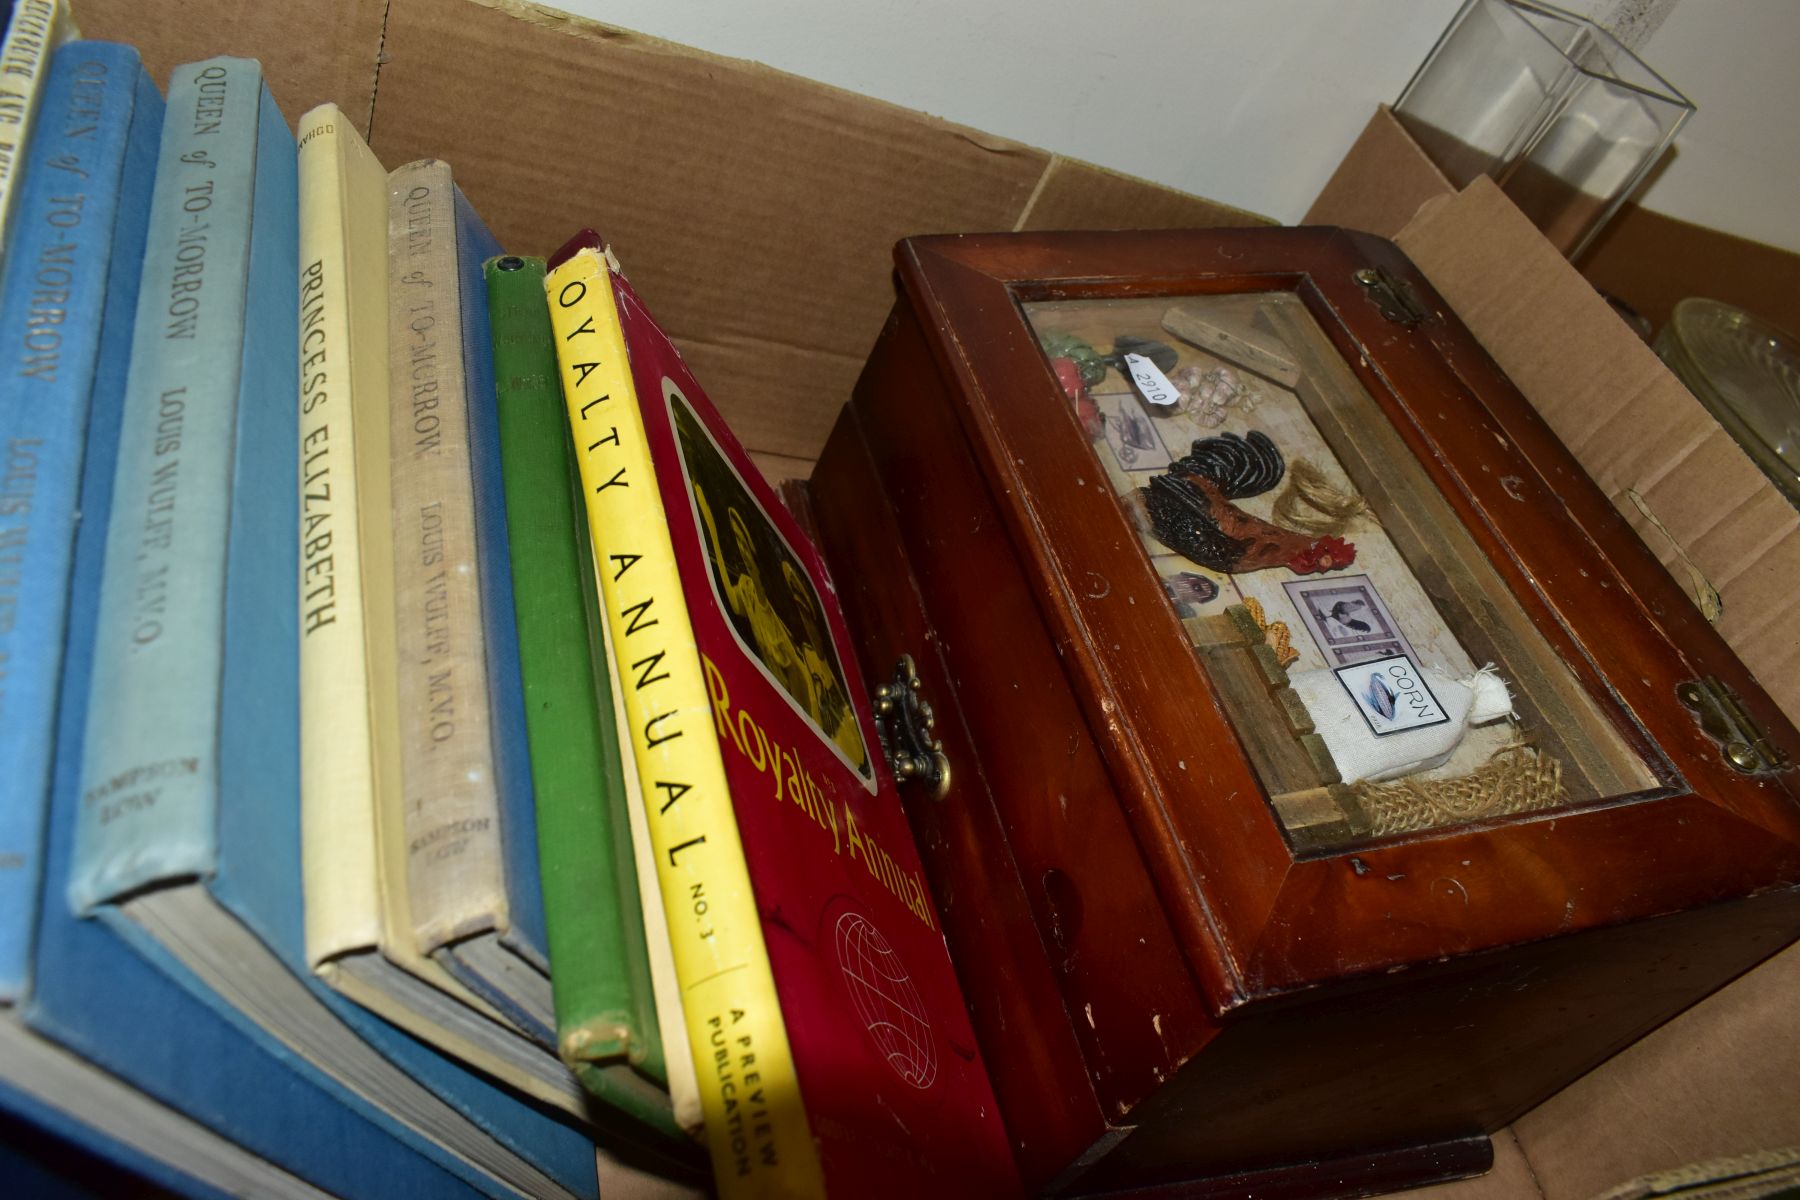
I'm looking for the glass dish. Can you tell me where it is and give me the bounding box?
[1656,298,1800,509]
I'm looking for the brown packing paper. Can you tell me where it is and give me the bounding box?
[1392,178,1800,724]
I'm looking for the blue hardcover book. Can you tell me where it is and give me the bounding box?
[26,404,488,1200]
[0,1090,233,1200]
[57,58,596,1200]
[0,1019,335,1199]
[0,47,363,1200]
[0,41,157,1000]
[434,184,556,1043]
[12,55,482,1200]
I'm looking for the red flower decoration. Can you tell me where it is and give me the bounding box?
[1285,535,1356,575]
[1052,356,1104,440]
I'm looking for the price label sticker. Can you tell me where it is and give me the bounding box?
[1124,353,1180,408]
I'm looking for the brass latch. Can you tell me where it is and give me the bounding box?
[1354,266,1430,327]
[874,655,951,799]
[1678,677,1790,774]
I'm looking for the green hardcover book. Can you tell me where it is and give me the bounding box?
[483,254,702,1139]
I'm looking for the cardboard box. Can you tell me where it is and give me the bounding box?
[1308,108,1799,729]
[67,3,1798,1194]
[76,0,1263,493]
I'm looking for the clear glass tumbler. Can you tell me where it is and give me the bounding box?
[1394,0,1693,258]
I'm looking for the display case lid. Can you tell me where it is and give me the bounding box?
[893,227,1800,1008]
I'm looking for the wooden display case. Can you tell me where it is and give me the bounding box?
[808,228,1800,1197]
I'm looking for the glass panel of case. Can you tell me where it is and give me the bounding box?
[1023,291,1659,852]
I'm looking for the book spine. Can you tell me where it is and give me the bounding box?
[295,103,387,963]
[484,256,659,1068]
[386,160,506,952]
[457,195,549,974]
[545,246,823,1198]
[0,43,160,996]
[597,564,704,1131]
[68,58,266,912]
[0,0,74,258]
[208,80,298,952]
[305,122,501,1019]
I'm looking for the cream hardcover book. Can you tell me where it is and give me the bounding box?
[296,103,586,1118]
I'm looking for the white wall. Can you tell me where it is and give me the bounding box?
[559,0,1799,252]
[1621,2,1800,252]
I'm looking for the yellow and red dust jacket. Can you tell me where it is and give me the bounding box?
[549,233,1020,1197]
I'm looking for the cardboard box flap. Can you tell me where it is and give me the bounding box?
[1394,178,1800,720]
[1017,157,1269,232]
[1303,106,1452,239]
[79,0,1268,468]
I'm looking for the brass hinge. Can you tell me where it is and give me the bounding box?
[1354,266,1430,327]
[1677,677,1790,774]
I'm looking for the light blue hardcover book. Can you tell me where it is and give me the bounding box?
[435,185,557,1045]
[7,52,482,1200]
[24,348,487,1200]
[0,41,162,999]
[67,56,257,907]
[0,44,359,1200]
[57,58,596,1200]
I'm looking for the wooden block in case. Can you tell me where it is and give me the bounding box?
[807,228,1800,1197]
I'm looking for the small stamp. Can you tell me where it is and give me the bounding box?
[1098,391,1173,472]
[1330,637,1405,666]
[1160,569,1220,615]
[1334,654,1449,736]
[1283,573,1419,667]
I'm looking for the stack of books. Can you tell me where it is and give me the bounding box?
[0,8,1021,1198]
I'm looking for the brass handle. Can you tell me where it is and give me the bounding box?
[874,655,951,800]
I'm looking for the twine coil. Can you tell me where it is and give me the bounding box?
[1351,741,1566,837]
[1272,458,1367,537]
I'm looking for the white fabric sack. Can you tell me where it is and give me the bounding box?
[1292,662,1513,784]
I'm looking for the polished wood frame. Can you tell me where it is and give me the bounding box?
[811,228,1800,1195]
